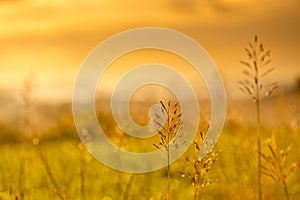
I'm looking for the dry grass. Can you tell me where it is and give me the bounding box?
[239,35,278,200]
[179,130,218,200]
[260,136,300,200]
[20,73,65,200]
[153,100,183,200]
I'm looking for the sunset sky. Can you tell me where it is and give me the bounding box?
[0,0,299,103]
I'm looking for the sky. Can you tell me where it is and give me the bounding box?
[0,0,300,103]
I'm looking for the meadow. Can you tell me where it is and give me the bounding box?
[0,91,299,200]
[0,37,300,200]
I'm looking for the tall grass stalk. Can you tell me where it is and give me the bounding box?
[179,130,218,200]
[19,73,38,199]
[153,100,182,200]
[35,139,65,200]
[78,142,86,200]
[20,73,65,200]
[256,90,262,200]
[239,35,278,200]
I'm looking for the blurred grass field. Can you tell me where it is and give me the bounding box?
[0,91,299,200]
[1,1,300,199]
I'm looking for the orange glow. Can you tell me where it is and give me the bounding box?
[0,0,299,102]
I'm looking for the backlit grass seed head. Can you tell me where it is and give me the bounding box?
[152,100,183,200]
[179,130,218,191]
[260,137,300,200]
[260,139,299,183]
[153,100,184,151]
[239,35,278,101]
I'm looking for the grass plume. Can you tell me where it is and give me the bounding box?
[153,100,182,200]
[239,35,278,200]
[179,130,218,200]
[260,137,300,200]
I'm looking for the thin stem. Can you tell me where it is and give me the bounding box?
[167,104,171,200]
[36,143,65,200]
[254,50,262,200]
[256,97,262,200]
[257,100,262,200]
[168,148,170,200]
[79,147,86,200]
[194,184,199,200]
[18,143,25,200]
[282,180,289,200]
[277,157,289,200]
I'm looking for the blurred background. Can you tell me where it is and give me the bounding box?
[0,0,299,123]
[0,1,299,199]
[0,0,300,147]
[1,0,300,99]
